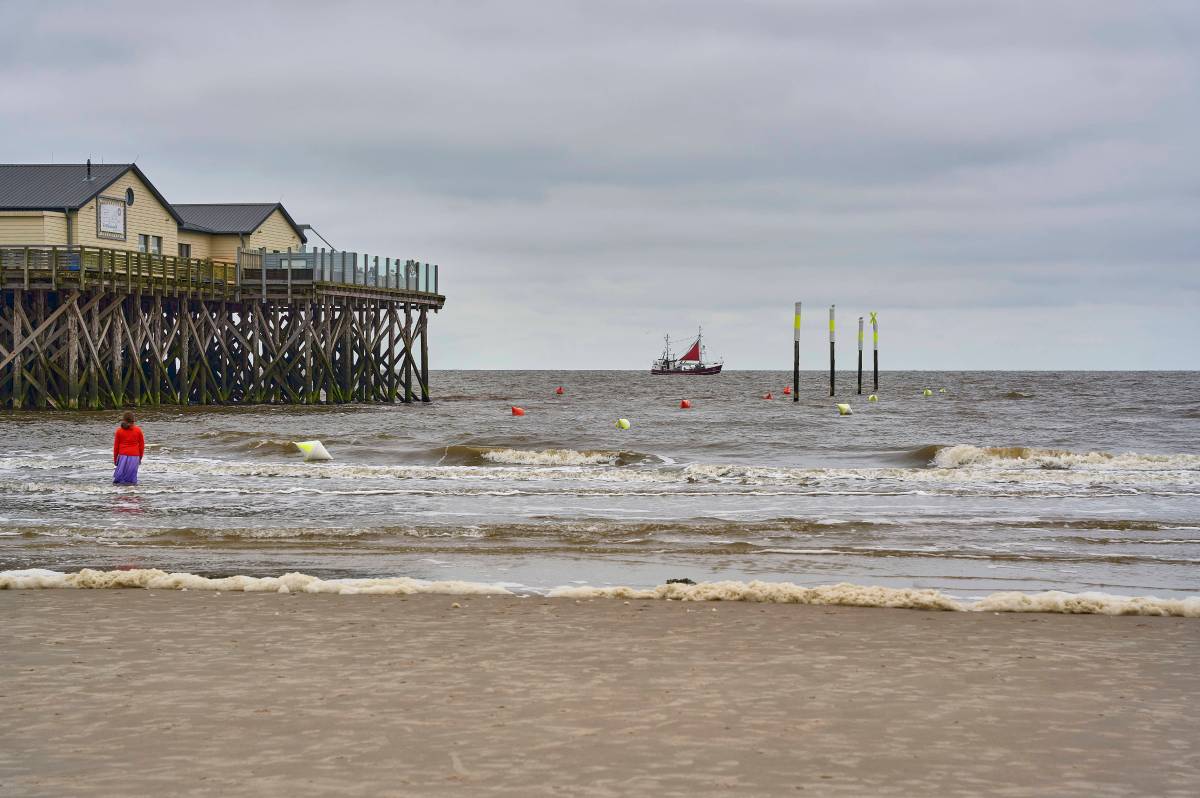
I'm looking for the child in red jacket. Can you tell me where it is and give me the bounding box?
[112,411,145,485]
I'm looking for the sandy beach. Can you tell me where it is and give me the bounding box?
[1,591,1196,797]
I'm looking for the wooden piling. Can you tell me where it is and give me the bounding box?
[11,305,23,409]
[403,302,414,403]
[792,302,801,402]
[828,305,835,397]
[857,316,863,395]
[419,306,430,402]
[66,293,79,409]
[870,311,879,391]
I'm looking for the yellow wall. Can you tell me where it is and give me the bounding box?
[1,175,303,267]
[247,209,303,253]
[207,210,302,262]
[0,211,68,244]
[177,230,212,259]
[71,170,178,254]
[209,234,244,264]
[44,212,68,242]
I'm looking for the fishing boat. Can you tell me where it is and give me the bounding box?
[651,329,723,375]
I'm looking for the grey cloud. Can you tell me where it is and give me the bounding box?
[2,0,1197,368]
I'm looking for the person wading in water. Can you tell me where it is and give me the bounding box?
[112,411,145,485]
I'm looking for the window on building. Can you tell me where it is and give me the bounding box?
[150,236,162,255]
[179,243,192,259]
[138,234,149,253]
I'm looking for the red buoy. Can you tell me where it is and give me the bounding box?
[555,386,564,395]
[679,399,692,409]
[783,385,792,395]
[762,392,773,400]
[511,406,525,416]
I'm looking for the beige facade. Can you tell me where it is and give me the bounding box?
[208,234,245,264]
[247,209,304,253]
[3,165,306,265]
[177,230,212,259]
[205,211,303,262]
[0,211,69,245]
[71,170,178,256]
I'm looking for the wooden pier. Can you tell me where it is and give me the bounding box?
[0,245,445,409]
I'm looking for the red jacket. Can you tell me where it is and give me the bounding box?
[113,425,145,461]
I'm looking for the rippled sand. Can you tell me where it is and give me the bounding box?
[1,591,1197,797]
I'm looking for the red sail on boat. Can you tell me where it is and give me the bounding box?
[679,340,702,362]
[651,328,723,375]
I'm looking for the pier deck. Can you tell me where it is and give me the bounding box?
[0,245,444,409]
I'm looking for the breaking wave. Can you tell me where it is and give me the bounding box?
[549,581,1200,616]
[0,568,513,596]
[190,438,660,467]
[441,445,655,467]
[930,445,1200,471]
[3,569,1197,617]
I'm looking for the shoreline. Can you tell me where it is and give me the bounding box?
[3,568,1199,617]
[2,591,1197,796]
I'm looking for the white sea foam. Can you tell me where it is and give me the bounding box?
[0,568,514,596]
[547,580,1200,616]
[147,458,683,485]
[970,590,1200,616]
[548,580,965,610]
[3,569,1196,617]
[932,445,1200,472]
[4,442,1197,496]
[480,448,621,466]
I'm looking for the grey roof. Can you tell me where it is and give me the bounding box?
[0,163,123,208]
[0,163,184,223]
[173,203,306,242]
[0,164,303,241]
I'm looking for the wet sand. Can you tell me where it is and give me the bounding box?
[1,591,1197,797]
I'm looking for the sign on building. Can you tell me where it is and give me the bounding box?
[97,196,126,240]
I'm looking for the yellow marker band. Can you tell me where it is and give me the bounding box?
[794,314,801,330]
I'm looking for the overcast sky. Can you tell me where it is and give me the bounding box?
[3,1,1197,369]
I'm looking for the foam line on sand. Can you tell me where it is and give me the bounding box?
[2,569,1197,616]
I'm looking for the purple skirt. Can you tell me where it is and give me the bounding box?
[113,455,141,485]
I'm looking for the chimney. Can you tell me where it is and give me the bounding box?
[86,158,92,181]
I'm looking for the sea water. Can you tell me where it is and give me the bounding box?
[1,371,1197,609]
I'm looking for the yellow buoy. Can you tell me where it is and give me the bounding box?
[836,403,852,416]
[615,418,631,430]
[868,394,878,402]
[922,389,933,397]
[938,388,948,394]
[294,440,332,462]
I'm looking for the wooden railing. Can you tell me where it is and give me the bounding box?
[0,244,444,303]
[0,245,239,299]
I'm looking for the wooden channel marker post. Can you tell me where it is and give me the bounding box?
[870,311,879,391]
[792,301,801,402]
[828,305,835,397]
[857,316,864,395]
